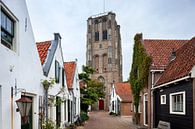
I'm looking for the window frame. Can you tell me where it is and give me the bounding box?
[169,91,186,115]
[95,31,99,41]
[55,60,60,83]
[160,95,166,105]
[0,4,18,51]
[62,68,65,87]
[102,30,107,40]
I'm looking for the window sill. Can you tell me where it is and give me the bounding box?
[170,111,185,115]
[0,44,18,56]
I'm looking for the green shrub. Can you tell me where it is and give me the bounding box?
[42,120,55,129]
[80,111,89,123]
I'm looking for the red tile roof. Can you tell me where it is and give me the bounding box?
[115,82,132,102]
[143,39,188,70]
[64,61,77,90]
[156,37,195,85]
[36,41,51,65]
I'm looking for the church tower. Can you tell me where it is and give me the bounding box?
[86,12,123,110]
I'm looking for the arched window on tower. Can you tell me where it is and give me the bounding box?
[94,55,99,73]
[98,76,105,85]
[102,54,107,72]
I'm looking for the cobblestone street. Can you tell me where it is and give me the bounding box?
[77,111,137,129]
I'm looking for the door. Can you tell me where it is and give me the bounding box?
[56,97,61,128]
[99,100,104,110]
[144,94,148,125]
[21,96,33,129]
[68,100,71,122]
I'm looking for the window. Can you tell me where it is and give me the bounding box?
[56,97,61,127]
[98,76,105,85]
[103,30,107,40]
[102,17,107,30]
[108,58,112,64]
[55,60,60,83]
[94,55,99,72]
[94,19,98,32]
[161,95,166,104]
[1,8,15,49]
[108,20,111,28]
[99,44,102,48]
[170,91,185,115]
[108,46,112,57]
[64,100,66,121]
[112,101,114,111]
[95,32,99,41]
[62,68,65,87]
[103,54,107,72]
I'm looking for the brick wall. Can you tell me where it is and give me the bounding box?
[120,102,133,116]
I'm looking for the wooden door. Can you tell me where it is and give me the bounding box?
[99,100,104,110]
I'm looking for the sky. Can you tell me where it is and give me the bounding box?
[26,0,195,81]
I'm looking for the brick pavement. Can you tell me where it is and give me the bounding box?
[77,111,137,129]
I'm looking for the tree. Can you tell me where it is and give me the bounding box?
[129,33,151,125]
[79,65,105,112]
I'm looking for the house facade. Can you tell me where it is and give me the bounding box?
[0,1,44,129]
[153,37,195,129]
[142,38,188,128]
[110,82,133,116]
[64,61,81,124]
[36,33,69,128]
[133,34,188,128]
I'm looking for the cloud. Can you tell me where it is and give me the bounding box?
[26,0,195,81]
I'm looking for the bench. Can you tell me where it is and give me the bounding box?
[153,120,171,129]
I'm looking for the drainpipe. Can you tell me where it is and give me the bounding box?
[45,88,48,123]
[150,71,155,129]
[11,87,14,129]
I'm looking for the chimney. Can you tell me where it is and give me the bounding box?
[170,48,176,62]
[54,33,61,41]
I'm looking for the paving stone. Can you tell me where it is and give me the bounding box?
[77,111,137,129]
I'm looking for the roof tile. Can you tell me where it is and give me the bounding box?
[143,39,188,70]
[36,41,51,65]
[64,62,76,89]
[115,82,132,102]
[156,37,195,85]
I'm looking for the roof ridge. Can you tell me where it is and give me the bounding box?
[36,40,52,44]
[64,61,76,63]
[144,39,188,41]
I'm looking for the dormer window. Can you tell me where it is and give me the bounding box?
[1,8,15,50]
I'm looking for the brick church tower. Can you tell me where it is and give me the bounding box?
[86,12,123,110]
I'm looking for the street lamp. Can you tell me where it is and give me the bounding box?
[16,96,32,124]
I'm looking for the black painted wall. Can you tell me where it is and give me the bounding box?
[154,80,193,129]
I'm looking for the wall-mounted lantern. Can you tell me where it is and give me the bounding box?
[16,96,32,124]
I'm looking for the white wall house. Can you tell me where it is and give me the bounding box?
[36,33,69,128]
[109,84,121,115]
[110,82,133,116]
[64,61,81,124]
[0,1,44,129]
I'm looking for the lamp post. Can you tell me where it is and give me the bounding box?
[16,96,32,124]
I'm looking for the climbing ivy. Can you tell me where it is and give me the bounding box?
[129,33,151,124]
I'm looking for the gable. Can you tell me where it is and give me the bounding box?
[64,61,76,89]
[115,82,132,102]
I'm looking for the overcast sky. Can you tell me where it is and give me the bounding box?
[26,0,195,81]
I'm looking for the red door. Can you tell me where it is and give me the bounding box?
[99,100,104,110]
